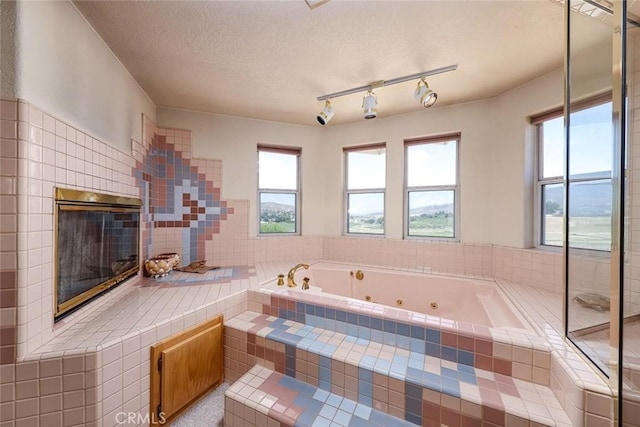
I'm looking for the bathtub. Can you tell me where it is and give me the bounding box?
[284,262,529,330]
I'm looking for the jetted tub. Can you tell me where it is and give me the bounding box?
[285,262,530,330]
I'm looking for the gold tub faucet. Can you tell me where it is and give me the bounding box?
[287,263,309,287]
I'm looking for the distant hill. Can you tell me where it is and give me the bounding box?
[261,201,295,212]
[409,203,454,216]
[545,181,611,216]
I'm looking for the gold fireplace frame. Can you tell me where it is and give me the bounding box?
[54,188,142,320]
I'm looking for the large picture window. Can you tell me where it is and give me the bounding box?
[257,145,301,234]
[404,134,460,238]
[533,94,612,250]
[344,144,386,235]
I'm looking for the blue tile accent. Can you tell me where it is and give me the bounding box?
[405,396,422,417]
[425,328,440,343]
[442,346,457,362]
[346,324,358,337]
[358,379,373,399]
[336,310,347,322]
[459,372,477,385]
[318,405,337,420]
[353,403,371,420]
[319,355,332,369]
[383,319,396,333]
[405,367,424,384]
[382,332,397,346]
[425,342,440,358]
[326,393,343,408]
[358,368,373,383]
[357,315,370,327]
[297,302,306,313]
[370,317,383,331]
[405,412,421,425]
[347,312,358,325]
[356,326,371,340]
[319,343,337,358]
[458,349,474,366]
[370,330,384,343]
[405,381,422,399]
[410,325,425,340]
[410,338,425,353]
[325,308,336,319]
[348,415,371,427]
[397,322,410,337]
[374,358,391,375]
[316,306,325,318]
[396,335,411,351]
[358,393,373,407]
[334,409,352,426]
[311,417,331,427]
[441,377,461,398]
[294,410,316,427]
[441,367,458,379]
[339,399,357,413]
[421,372,442,392]
[359,355,377,371]
[313,388,330,402]
[305,304,316,315]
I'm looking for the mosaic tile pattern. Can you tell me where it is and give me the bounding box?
[136,117,233,264]
[225,311,571,426]
[225,365,416,427]
[137,266,254,288]
[249,289,552,384]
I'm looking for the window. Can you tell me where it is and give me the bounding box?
[534,94,612,250]
[344,144,386,235]
[404,134,460,238]
[257,145,300,234]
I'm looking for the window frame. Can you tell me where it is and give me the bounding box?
[343,143,387,236]
[532,92,613,250]
[403,133,461,240]
[257,144,301,236]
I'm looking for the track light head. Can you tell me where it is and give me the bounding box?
[317,100,334,126]
[362,91,378,119]
[415,79,438,108]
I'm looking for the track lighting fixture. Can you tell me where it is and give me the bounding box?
[415,78,438,108]
[314,64,457,124]
[362,91,378,119]
[316,100,334,126]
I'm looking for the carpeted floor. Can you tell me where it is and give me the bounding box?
[171,382,228,427]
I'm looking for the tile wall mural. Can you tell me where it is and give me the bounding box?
[137,116,233,264]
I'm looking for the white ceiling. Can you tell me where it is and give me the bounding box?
[73,0,571,127]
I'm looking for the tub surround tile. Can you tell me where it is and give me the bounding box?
[225,310,571,426]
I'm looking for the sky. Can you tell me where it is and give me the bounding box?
[543,102,613,179]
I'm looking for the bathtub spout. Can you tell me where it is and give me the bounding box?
[287,263,309,287]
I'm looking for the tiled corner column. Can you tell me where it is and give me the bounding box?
[0,99,18,366]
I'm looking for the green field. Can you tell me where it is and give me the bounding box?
[260,222,295,233]
[544,215,611,251]
[408,215,454,237]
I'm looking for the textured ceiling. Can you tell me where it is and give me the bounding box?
[73,0,574,127]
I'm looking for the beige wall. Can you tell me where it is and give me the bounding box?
[13,0,155,152]
[165,68,563,247]
[156,107,326,236]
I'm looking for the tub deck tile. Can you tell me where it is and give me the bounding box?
[226,311,572,426]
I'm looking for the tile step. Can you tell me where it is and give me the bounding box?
[225,364,415,427]
[225,311,572,426]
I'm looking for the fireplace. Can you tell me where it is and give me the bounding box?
[54,188,141,321]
